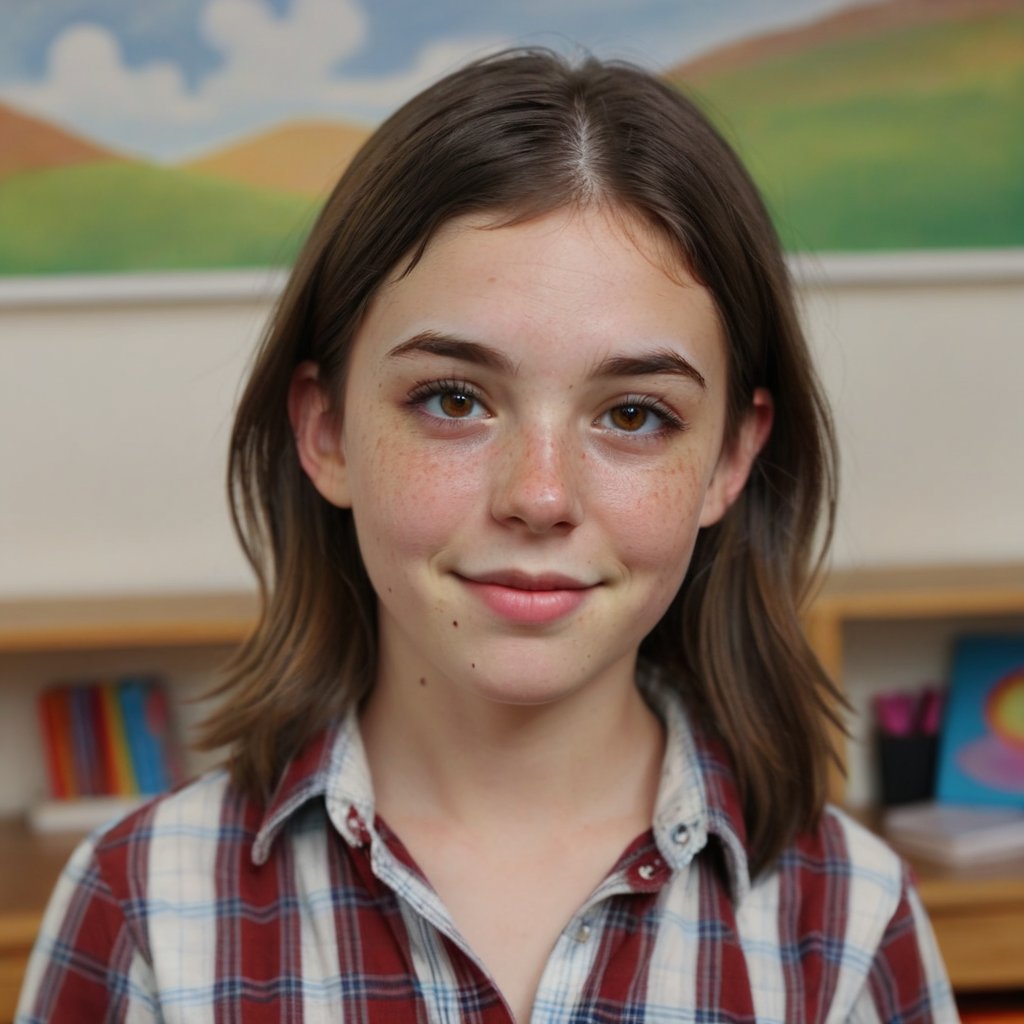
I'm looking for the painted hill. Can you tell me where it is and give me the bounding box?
[0,161,318,274]
[671,0,1023,81]
[182,119,373,198]
[0,102,121,179]
[666,0,1024,251]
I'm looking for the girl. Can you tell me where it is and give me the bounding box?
[19,49,957,1023]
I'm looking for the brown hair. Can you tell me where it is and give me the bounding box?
[198,48,840,877]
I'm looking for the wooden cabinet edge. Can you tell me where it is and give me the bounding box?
[0,912,41,955]
[0,591,258,654]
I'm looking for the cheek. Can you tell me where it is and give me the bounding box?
[597,456,711,570]
[348,422,480,559]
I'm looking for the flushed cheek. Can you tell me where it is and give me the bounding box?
[351,434,484,558]
[595,458,710,567]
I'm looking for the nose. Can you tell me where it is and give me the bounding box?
[491,424,583,534]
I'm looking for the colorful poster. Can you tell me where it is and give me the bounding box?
[2,0,1022,277]
[937,635,1024,807]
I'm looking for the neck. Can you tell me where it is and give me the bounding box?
[359,663,665,835]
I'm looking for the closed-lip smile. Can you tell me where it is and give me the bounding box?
[460,570,594,591]
[455,570,597,624]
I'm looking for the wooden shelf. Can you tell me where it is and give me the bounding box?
[0,591,258,653]
[805,562,1024,682]
[0,591,257,1022]
[868,822,1024,992]
[0,821,79,1022]
[808,564,1024,994]
[913,856,1024,991]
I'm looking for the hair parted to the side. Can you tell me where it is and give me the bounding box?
[197,47,841,878]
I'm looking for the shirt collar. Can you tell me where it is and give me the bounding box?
[252,674,752,901]
[643,671,751,901]
[251,707,371,866]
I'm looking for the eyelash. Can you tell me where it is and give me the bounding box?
[600,394,687,436]
[406,379,687,435]
[407,378,489,420]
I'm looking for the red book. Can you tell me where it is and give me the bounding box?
[90,682,115,794]
[42,687,77,799]
[36,689,66,799]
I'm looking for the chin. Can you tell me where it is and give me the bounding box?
[463,663,605,710]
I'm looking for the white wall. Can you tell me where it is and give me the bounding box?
[801,267,1024,568]
[1,261,1022,599]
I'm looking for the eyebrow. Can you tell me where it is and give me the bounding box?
[387,331,706,389]
[387,331,516,374]
[592,349,706,390]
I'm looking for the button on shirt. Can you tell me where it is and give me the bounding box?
[17,681,957,1023]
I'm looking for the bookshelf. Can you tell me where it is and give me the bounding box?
[804,562,1024,995]
[1,570,1023,1018]
[0,592,257,1022]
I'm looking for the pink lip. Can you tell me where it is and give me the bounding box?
[457,571,595,625]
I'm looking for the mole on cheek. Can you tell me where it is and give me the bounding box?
[452,620,458,628]
[419,677,427,687]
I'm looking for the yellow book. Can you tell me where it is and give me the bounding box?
[100,682,137,795]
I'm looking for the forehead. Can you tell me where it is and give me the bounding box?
[391,204,697,298]
[355,204,726,385]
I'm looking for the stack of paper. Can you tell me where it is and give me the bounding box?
[884,802,1024,866]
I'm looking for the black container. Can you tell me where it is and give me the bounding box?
[877,732,938,806]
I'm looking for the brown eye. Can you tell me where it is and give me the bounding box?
[609,405,649,432]
[438,391,476,418]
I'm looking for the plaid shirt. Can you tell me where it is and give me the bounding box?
[18,682,957,1023]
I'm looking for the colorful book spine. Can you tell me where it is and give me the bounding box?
[37,688,69,799]
[99,682,137,795]
[49,687,78,799]
[70,685,100,796]
[145,684,179,792]
[119,678,158,795]
[37,677,181,800]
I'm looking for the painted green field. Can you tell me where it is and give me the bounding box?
[3,8,1021,273]
[0,161,318,274]
[683,11,1024,251]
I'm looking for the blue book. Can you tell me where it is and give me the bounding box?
[118,678,161,795]
[935,635,1024,808]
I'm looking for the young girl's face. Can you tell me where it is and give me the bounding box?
[293,205,769,709]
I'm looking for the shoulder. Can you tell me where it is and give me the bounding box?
[16,772,260,1021]
[87,769,249,907]
[790,804,905,893]
[770,805,907,944]
[760,806,957,1021]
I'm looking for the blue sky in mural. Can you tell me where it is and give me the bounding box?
[1,0,875,160]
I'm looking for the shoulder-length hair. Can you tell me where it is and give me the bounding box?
[199,47,840,877]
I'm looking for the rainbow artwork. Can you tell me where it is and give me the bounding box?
[937,636,1024,806]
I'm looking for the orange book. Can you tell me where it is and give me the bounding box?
[100,682,137,795]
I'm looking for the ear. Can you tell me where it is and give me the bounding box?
[287,361,351,508]
[699,388,774,528]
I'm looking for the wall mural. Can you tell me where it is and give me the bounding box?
[1,0,1021,277]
